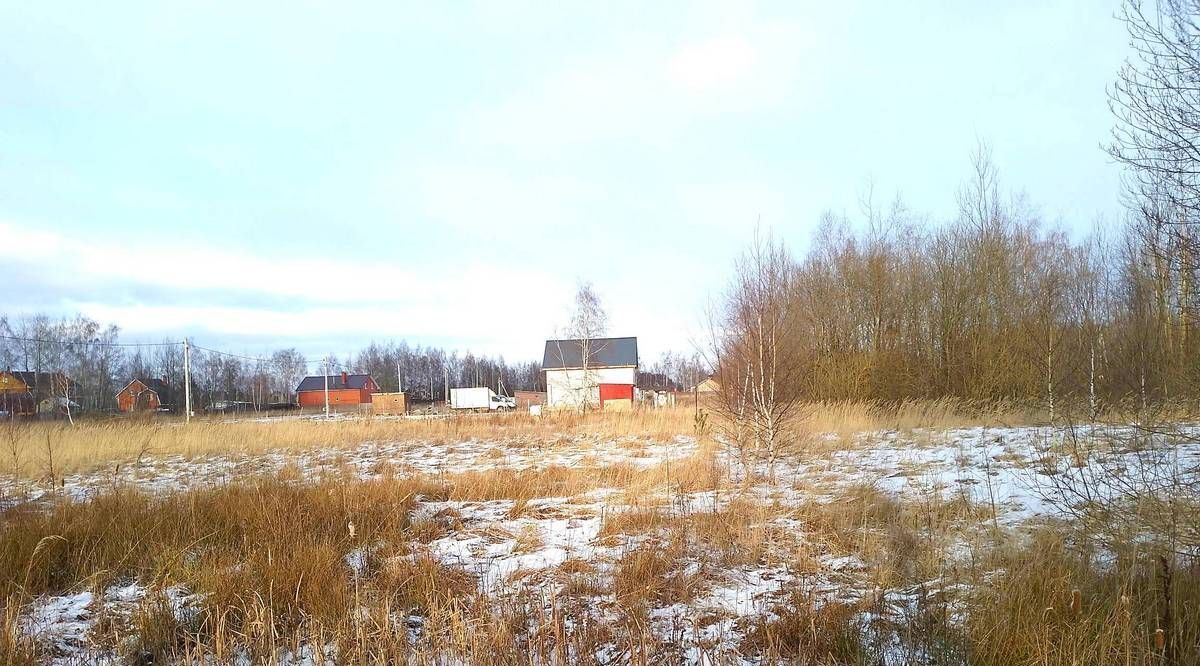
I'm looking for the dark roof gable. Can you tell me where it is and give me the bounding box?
[5,371,73,390]
[637,372,681,391]
[116,378,175,404]
[138,378,170,395]
[295,374,376,393]
[542,337,638,370]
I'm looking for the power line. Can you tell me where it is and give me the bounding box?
[188,344,271,364]
[2,335,333,377]
[0,334,181,348]
[188,345,342,370]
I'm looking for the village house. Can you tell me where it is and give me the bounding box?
[0,370,75,417]
[542,337,638,409]
[295,372,379,409]
[637,372,681,408]
[115,378,175,413]
[637,372,681,392]
[690,375,720,393]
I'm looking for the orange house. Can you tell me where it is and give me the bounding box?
[295,372,379,409]
[116,378,173,412]
[1,371,73,416]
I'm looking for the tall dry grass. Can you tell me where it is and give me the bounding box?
[4,399,1199,662]
[0,408,696,480]
[0,457,1197,664]
[0,455,721,665]
[795,397,1200,438]
[960,529,1200,665]
[0,398,1094,482]
[738,483,1200,665]
[0,454,720,599]
[794,398,1047,436]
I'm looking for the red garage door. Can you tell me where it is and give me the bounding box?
[598,383,634,404]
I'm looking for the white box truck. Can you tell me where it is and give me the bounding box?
[449,387,516,411]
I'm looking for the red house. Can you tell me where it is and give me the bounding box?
[116,378,174,412]
[295,372,379,409]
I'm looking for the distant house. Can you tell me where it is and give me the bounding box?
[637,372,681,408]
[39,396,81,418]
[691,376,720,393]
[0,371,75,417]
[116,378,174,413]
[295,372,379,409]
[542,337,638,409]
[637,372,681,392]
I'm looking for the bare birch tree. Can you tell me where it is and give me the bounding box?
[714,232,806,479]
[556,281,610,409]
[1109,0,1200,225]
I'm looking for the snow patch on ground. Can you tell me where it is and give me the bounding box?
[0,434,698,506]
[21,583,197,664]
[7,423,1200,663]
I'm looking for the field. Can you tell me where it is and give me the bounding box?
[2,403,1199,665]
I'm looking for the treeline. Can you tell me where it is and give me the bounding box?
[716,148,1200,414]
[0,314,708,411]
[0,315,546,410]
[714,0,1200,431]
[349,340,543,401]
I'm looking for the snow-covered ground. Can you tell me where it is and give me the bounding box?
[0,433,697,505]
[20,583,199,665]
[7,422,1200,663]
[746,423,1200,524]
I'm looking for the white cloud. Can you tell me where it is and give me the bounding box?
[67,300,561,359]
[666,34,759,93]
[1,221,550,306]
[2,218,713,359]
[0,221,574,357]
[418,166,601,234]
[463,53,671,149]
[461,20,822,152]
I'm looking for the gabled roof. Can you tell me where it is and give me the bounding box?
[542,337,638,370]
[691,376,721,391]
[2,371,73,391]
[295,374,376,392]
[117,378,171,397]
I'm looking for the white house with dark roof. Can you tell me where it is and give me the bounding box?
[542,337,638,409]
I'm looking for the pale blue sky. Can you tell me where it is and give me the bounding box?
[1,1,1129,361]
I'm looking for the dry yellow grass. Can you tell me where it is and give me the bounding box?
[0,459,716,664]
[5,399,1199,663]
[794,398,1047,436]
[0,399,1085,481]
[1,453,1198,664]
[0,408,696,479]
[794,397,1200,438]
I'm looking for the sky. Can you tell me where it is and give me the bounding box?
[0,1,1131,363]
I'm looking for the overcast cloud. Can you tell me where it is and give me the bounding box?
[0,1,1129,361]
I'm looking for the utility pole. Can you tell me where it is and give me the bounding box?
[397,359,403,393]
[183,338,192,423]
[324,356,331,418]
[443,367,449,409]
